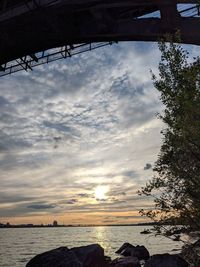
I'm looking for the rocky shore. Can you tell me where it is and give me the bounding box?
[26,240,200,267]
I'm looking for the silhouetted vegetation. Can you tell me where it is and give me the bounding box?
[139,37,200,239]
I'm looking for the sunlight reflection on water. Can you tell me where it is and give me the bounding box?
[0,226,183,267]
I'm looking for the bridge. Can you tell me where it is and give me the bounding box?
[0,0,199,76]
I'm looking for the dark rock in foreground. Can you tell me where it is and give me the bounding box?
[132,245,150,260]
[116,243,150,260]
[26,246,81,267]
[26,242,190,267]
[144,254,189,267]
[115,243,135,256]
[110,257,141,267]
[26,244,108,267]
[71,244,107,267]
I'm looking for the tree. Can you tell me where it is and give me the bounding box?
[139,37,200,239]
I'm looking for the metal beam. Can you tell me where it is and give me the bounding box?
[0,42,115,77]
[0,0,199,66]
[51,0,198,5]
[111,17,200,44]
[29,54,38,62]
[0,0,197,20]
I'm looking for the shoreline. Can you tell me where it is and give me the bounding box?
[0,223,156,229]
[26,241,198,267]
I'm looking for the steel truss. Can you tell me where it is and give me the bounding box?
[0,42,115,77]
[0,2,199,77]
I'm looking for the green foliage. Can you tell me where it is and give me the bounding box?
[139,39,200,238]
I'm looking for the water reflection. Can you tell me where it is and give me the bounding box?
[94,226,108,250]
[0,226,183,267]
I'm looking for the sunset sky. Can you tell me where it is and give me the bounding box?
[0,41,199,225]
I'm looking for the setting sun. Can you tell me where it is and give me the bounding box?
[95,185,109,200]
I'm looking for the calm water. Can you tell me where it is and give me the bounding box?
[0,226,183,267]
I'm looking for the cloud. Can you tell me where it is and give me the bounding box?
[65,199,78,205]
[77,193,93,198]
[115,216,141,219]
[102,219,116,223]
[144,163,152,170]
[0,41,175,223]
[27,204,56,209]
[0,194,34,204]
[122,171,136,178]
[43,121,80,137]
[0,96,10,106]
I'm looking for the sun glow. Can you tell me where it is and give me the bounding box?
[95,185,109,200]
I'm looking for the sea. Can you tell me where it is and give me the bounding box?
[0,226,183,267]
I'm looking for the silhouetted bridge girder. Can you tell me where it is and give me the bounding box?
[0,0,199,66]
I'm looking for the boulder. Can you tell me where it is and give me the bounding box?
[105,256,112,265]
[144,254,189,267]
[26,244,107,267]
[116,243,149,260]
[71,243,107,267]
[26,246,82,267]
[116,243,135,255]
[131,246,150,261]
[110,257,141,267]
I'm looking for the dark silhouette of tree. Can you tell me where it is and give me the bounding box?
[139,37,200,239]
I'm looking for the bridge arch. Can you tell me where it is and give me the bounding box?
[0,0,199,76]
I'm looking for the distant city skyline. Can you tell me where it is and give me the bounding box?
[0,42,199,225]
[0,220,155,227]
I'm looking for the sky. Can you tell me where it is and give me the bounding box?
[0,41,199,225]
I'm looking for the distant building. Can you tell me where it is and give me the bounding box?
[53,220,58,226]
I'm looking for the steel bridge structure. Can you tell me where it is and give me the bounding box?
[0,0,199,76]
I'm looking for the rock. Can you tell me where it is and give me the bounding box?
[144,254,189,267]
[116,243,135,255]
[26,246,82,267]
[140,229,151,235]
[71,243,107,267]
[131,245,149,260]
[116,243,149,260]
[110,257,141,267]
[181,239,200,267]
[26,244,107,267]
[105,256,112,265]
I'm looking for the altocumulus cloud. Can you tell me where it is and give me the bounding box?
[1,42,198,224]
[27,204,56,210]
